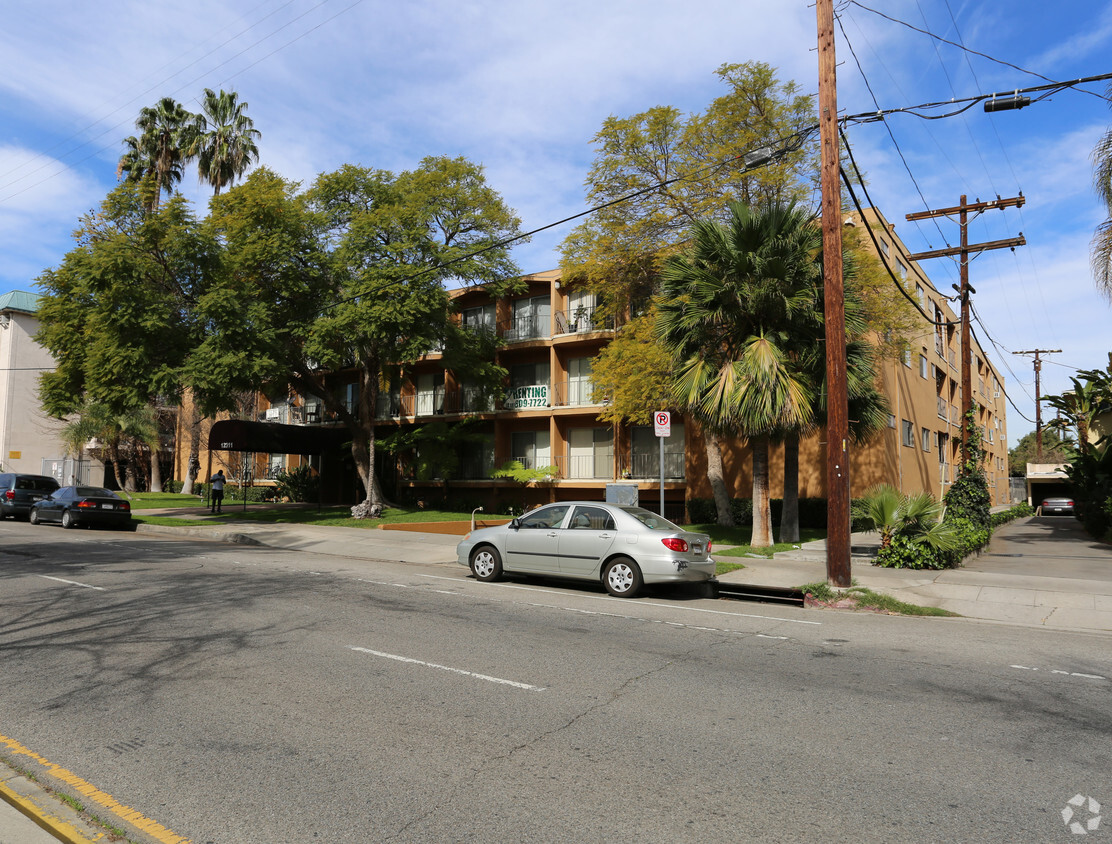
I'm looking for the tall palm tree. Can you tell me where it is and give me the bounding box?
[657,201,819,546]
[118,97,194,210]
[187,88,260,195]
[1092,82,1112,300]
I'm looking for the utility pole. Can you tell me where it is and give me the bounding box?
[1013,348,1061,461]
[817,0,850,588]
[905,196,1025,465]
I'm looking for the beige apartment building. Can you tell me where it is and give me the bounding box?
[176,210,1009,517]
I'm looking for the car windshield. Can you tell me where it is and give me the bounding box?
[620,507,680,531]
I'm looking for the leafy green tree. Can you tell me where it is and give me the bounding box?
[858,483,959,553]
[117,97,195,210]
[559,61,818,322]
[187,159,523,507]
[37,183,217,491]
[186,88,260,195]
[1008,429,1073,475]
[657,201,818,544]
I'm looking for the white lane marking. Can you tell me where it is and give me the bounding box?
[37,575,105,591]
[349,647,544,691]
[1011,664,1107,681]
[415,573,821,626]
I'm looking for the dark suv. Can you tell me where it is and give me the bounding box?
[0,473,61,520]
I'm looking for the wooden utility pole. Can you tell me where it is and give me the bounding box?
[817,0,850,588]
[906,196,1025,464]
[1013,348,1061,461]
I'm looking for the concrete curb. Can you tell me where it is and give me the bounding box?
[0,774,100,844]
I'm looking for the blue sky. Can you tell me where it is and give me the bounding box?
[2,0,1111,443]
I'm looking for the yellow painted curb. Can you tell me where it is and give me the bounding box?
[0,780,100,843]
[0,734,189,844]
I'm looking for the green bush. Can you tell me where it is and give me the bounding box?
[990,502,1033,528]
[274,465,320,503]
[166,480,184,494]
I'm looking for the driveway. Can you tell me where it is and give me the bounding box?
[968,515,1112,582]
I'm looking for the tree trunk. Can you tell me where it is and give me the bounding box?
[778,432,800,543]
[181,406,201,495]
[704,430,734,526]
[750,435,773,547]
[150,441,163,493]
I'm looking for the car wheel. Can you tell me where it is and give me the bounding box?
[61,510,76,530]
[604,557,643,598]
[469,546,503,582]
[29,509,40,526]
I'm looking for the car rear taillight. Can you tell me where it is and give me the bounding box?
[661,537,689,552]
[3,490,13,500]
[706,541,712,553]
[77,500,97,509]
[120,502,130,511]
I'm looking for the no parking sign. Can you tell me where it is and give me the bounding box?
[653,411,671,438]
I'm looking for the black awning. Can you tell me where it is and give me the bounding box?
[207,420,350,455]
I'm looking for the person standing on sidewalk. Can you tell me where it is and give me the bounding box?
[209,470,226,514]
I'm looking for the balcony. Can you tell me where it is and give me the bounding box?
[552,380,597,408]
[500,315,549,343]
[620,452,686,480]
[554,306,613,336]
[554,453,614,480]
[937,396,947,420]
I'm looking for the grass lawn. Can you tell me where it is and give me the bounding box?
[687,524,826,558]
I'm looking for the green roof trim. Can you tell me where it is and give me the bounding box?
[0,291,41,314]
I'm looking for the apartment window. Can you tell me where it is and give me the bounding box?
[510,430,551,471]
[415,371,445,416]
[902,346,912,368]
[565,427,613,479]
[507,296,550,341]
[462,303,496,333]
[915,283,924,306]
[888,414,896,429]
[566,357,594,406]
[902,419,914,447]
[919,353,928,379]
[506,361,551,409]
[897,260,908,280]
[630,423,685,479]
[458,437,495,479]
[881,239,890,257]
[921,427,931,452]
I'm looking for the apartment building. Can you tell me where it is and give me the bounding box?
[178,209,1010,516]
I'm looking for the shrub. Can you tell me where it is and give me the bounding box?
[274,465,320,503]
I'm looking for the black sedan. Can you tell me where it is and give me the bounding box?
[30,486,133,530]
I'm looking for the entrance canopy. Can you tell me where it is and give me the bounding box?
[207,419,350,455]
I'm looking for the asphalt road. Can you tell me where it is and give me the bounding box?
[1,519,1110,843]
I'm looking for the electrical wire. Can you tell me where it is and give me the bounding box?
[838,128,959,327]
[848,0,1112,102]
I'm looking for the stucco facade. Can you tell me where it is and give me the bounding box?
[0,291,104,485]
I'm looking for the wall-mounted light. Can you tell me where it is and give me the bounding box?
[0,314,10,328]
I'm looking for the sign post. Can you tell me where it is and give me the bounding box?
[654,411,671,517]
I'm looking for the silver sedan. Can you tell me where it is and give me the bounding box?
[456,501,716,598]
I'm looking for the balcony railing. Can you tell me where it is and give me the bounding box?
[500,315,549,342]
[554,306,613,336]
[552,380,596,408]
[554,453,614,480]
[621,452,686,480]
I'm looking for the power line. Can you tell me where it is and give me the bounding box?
[848,0,1112,102]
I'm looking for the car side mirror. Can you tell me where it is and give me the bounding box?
[510,518,521,530]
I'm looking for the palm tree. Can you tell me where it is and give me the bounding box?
[187,88,260,195]
[657,201,819,546]
[118,97,194,210]
[858,483,959,554]
[1092,82,1112,300]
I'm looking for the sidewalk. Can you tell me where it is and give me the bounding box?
[716,518,1112,632]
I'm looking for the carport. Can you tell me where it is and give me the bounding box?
[1024,462,1071,507]
[205,420,351,509]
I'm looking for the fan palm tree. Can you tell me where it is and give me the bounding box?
[657,200,819,546]
[118,97,194,210]
[1092,82,1112,300]
[187,88,260,195]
